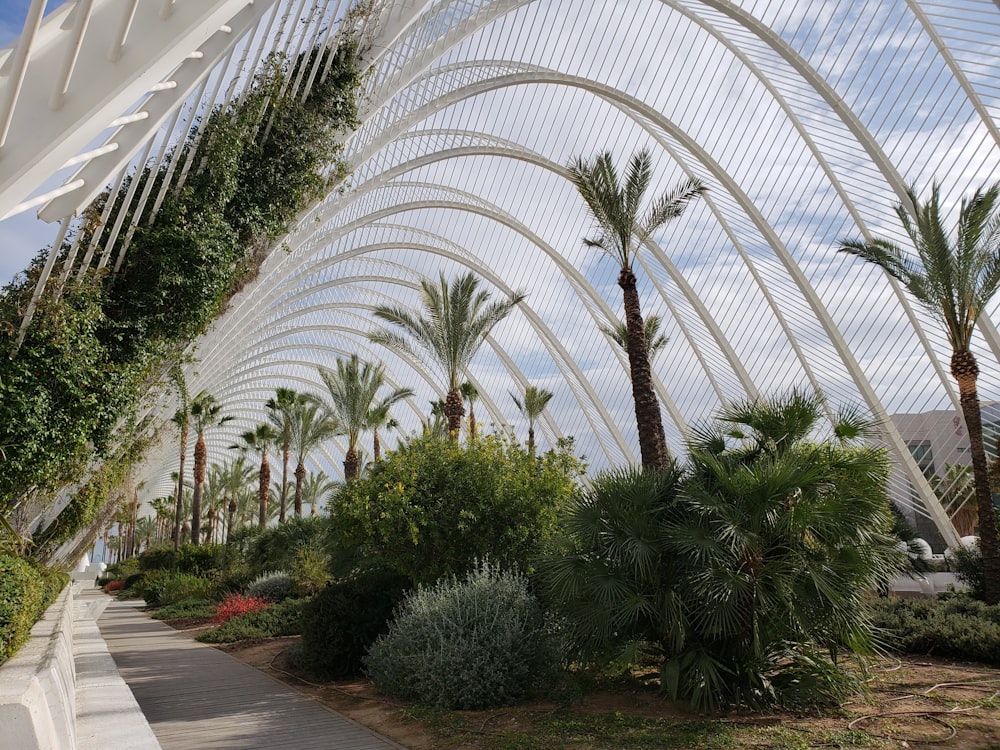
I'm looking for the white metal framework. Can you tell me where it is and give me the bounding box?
[3,0,1000,548]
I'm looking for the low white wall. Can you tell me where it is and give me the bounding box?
[0,586,76,750]
[0,584,160,750]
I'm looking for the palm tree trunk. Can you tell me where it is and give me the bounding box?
[192,434,206,545]
[344,449,360,481]
[373,429,381,462]
[173,428,187,550]
[620,268,667,470]
[528,425,536,455]
[469,401,477,441]
[295,463,306,516]
[279,444,290,523]
[445,388,464,440]
[953,349,1000,604]
[227,499,237,543]
[258,456,270,528]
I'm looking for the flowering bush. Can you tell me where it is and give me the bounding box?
[103,580,125,593]
[213,594,269,625]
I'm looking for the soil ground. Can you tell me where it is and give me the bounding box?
[162,617,1000,749]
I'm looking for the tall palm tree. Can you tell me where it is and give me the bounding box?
[188,392,232,545]
[567,150,705,469]
[135,516,157,553]
[170,409,189,549]
[839,181,1000,603]
[290,398,338,513]
[265,387,299,524]
[170,366,190,550]
[218,455,255,539]
[232,424,278,528]
[315,355,414,480]
[600,314,669,360]
[460,381,480,440]
[511,385,554,454]
[369,272,525,439]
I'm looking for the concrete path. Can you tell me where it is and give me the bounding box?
[97,597,405,750]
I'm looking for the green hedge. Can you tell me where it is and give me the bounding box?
[0,555,69,664]
[873,596,1000,665]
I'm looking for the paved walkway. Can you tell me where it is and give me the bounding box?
[96,596,405,750]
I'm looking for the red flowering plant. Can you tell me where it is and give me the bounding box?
[104,580,125,592]
[213,593,269,624]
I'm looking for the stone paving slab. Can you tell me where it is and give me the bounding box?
[97,598,406,750]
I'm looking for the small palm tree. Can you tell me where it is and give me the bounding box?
[290,398,338,512]
[265,387,300,524]
[169,366,190,550]
[135,516,157,553]
[839,181,1000,603]
[460,381,480,440]
[370,272,525,439]
[188,392,232,545]
[600,314,669,360]
[511,385,554,454]
[219,455,255,539]
[568,150,705,469]
[315,355,413,481]
[301,470,340,516]
[232,424,278,528]
[368,410,398,463]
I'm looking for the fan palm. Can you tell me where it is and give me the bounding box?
[369,272,525,439]
[232,424,278,528]
[839,181,1000,603]
[265,388,300,524]
[567,150,705,469]
[188,392,232,545]
[510,385,553,454]
[290,398,338,512]
[600,314,669,360]
[315,355,413,480]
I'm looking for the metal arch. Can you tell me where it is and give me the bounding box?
[318,62,961,542]
[328,141,748,407]
[194,268,604,459]
[286,191,675,450]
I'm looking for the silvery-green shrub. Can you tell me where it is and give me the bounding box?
[246,571,294,602]
[364,561,551,709]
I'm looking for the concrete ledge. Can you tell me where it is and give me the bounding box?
[0,586,75,750]
[0,584,161,749]
[890,571,966,597]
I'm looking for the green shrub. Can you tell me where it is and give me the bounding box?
[332,434,583,583]
[151,598,217,620]
[290,546,331,596]
[951,543,984,600]
[246,571,295,602]
[873,596,1000,664]
[242,517,327,577]
[139,571,217,607]
[365,561,553,709]
[0,556,67,664]
[196,598,308,643]
[299,568,411,679]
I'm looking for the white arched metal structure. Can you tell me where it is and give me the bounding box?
[4,0,1000,549]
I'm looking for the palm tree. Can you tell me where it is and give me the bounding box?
[369,413,398,463]
[369,272,525,439]
[232,424,278,528]
[265,387,299,524]
[135,516,157,553]
[188,392,232,545]
[315,355,413,481]
[290,398,337,513]
[301,470,340,516]
[218,456,255,539]
[839,181,1000,603]
[460,381,480,440]
[600,314,669,360]
[567,150,705,469]
[511,385,554,454]
[170,409,189,550]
